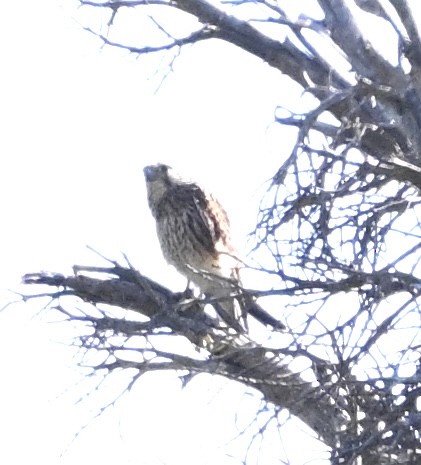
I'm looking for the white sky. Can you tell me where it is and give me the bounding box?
[0,1,414,464]
[0,2,306,464]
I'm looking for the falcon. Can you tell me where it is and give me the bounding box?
[144,163,285,333]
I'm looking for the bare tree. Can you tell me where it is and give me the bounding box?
[23,1,421,464]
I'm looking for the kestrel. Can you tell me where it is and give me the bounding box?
[144,163,284,333]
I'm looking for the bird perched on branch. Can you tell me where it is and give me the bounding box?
[144,163,285,333]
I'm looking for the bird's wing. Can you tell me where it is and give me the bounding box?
[187,186,232,256]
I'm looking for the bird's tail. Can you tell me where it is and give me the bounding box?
[243,297,285,330]
[206,286,285,333]
[212,298,248,333]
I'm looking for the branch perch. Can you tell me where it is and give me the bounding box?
[22,263,347,447]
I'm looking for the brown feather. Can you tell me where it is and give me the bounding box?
[144,164,284,332]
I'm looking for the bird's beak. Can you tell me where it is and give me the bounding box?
[143,165,159,182]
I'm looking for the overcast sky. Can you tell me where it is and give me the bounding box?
[1,0,409,463]
[0,1,308,464]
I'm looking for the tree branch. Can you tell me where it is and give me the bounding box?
[85,26,216,55]
[22,264,348,447]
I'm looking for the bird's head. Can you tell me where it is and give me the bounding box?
[143,164,171,183]
[144,164,183,215]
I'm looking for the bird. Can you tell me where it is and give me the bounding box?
[143,163,285,333]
